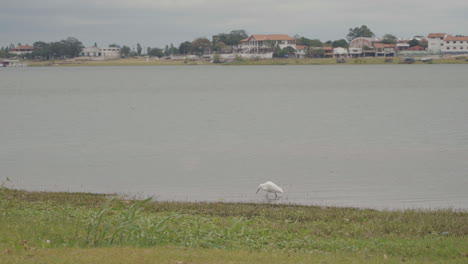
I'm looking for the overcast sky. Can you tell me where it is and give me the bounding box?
[1,0,467,49]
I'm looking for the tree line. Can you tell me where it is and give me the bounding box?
[1,26,429,60]
[0,37,84,60]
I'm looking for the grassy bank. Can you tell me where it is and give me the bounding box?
[23,56,468,67]
[1,188,467,263]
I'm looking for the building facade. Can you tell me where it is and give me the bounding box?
[80,46,121,59]
[442,36,468,54]
[237,34,297,54]
[349,37,379,49]
[427,33,447,52]
[10,45,33,55]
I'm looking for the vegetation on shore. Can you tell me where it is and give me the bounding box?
[1,187,467,263]
[22,56,468,67]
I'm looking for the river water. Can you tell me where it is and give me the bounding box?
[1,65,467,210]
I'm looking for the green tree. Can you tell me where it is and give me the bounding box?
[273,45,283,57]
[137,43,142,56]
[178,41,192,54]
[164,45,170,56]
[382,34,397,44]
[307,48,325,58]
[147,47,163,58]
[332,39,348,48]
[49,41,66,59]
[31,41,51,60]
[191,37,211,55]
[109,43,120,48]
[169,44,178,55]
[213,30,248,46]
[212,54,222,63]
[0,47,12,58]
[273,46,294,58]
[62,37,84,58]
[214,42,228,53]
[120,45,131,57]
[296,36,323,47]
[346,25,375,42]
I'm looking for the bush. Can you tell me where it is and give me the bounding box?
[212,54,221,63]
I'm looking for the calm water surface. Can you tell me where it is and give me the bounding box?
[1,65,467,210]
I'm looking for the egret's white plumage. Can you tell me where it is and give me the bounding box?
[256,181,283,198]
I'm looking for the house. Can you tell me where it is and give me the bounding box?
[295,45,307,58]
[236,34,296,54]
[333,47,348,58]
[80,46,121,59]
[348,48,363,57]
[427,33,447,52]
[396,42,410,51]
[409,45,425,51]
[442,36,468,54]
[81,47,101,57]
[374,43,396,57]
[323,47,333,58]
[10,45,33,55]
[426,33,468,54]
[99,47,121,58]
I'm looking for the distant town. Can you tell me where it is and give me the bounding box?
[1,26,468,66]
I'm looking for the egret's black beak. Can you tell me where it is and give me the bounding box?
[256,188,260,194]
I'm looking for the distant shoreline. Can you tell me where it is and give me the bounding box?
[20,56,468,67]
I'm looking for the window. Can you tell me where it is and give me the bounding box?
[446,47,450,50]
[453,41,456,43]
[446,41,449,44]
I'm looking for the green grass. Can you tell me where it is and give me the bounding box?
[1,188,467,263]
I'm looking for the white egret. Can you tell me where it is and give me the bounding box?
[256,181,283,199]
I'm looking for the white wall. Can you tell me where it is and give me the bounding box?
[442,39,468,53]
[427,36,445,52]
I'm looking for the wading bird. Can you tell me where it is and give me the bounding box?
[256,181,283,199]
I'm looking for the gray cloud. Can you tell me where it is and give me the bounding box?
[1,0,467,48]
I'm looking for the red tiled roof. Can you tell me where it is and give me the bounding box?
[11,45,33,51]
[427,33,446,38]
[249,34,296,41]
[296,45,307,50]
[445,36,468,41]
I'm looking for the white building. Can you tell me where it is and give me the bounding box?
[80,46,121,59]
[10,45,33,55]
[442,36,468,54]
[99,47,121,58]
[333,47,348,58]
[348,47,363,57]
[427,33,447,52]
[81,47,100,57]
[236,34,296,54]
[295,45,307,58]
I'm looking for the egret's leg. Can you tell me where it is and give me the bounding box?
[275,193,278,199]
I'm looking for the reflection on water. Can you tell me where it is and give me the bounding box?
[1,65,468,210]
